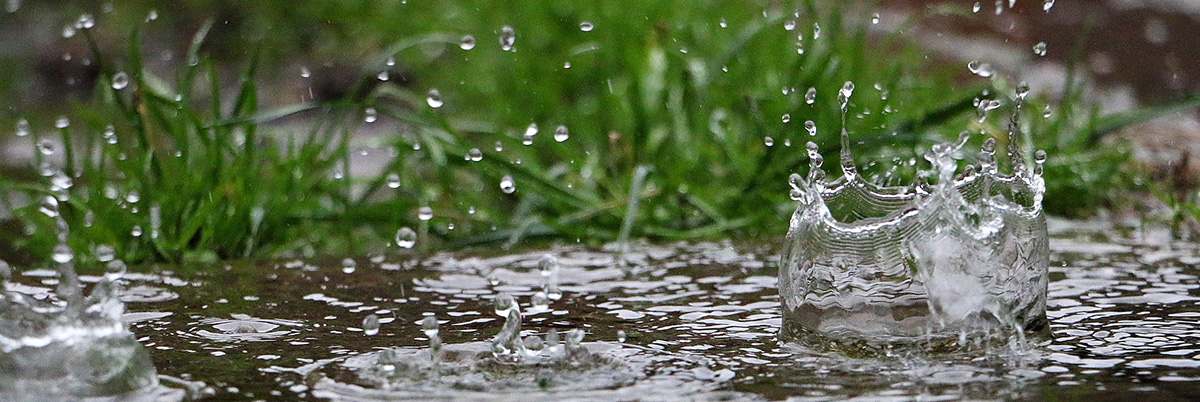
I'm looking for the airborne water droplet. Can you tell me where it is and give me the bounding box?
[386,173,401,188]
[500,175,515,194]
[973,2,981,13]
[105,260,126,281]
[524,123,539,137]
[364,108,377,123]
[111,71,129,90]
[617,330,627,342]
[95,245,115,262]
[467,148,483,161]
[805,120,817,136]
[1033,41,1047,56]
[395,227,417,248]
[782,114,791,123]
[15,118,29,137]
[363,314,380,336]
[553,125,569,142]
[805,87,816,105]
[421,315,439,337]
[426,89,443,108]
[460,35,476,50]
[55,116,70,129]
[872,13,880,24]
[538,254,559,277]
[812,23,821,39]
[499,25,515,51]
[494,293,517,317]
[967,60,994,78]
[579,21,593,32]
[342,258,357,274]
[52,243,73,264]
[418,206,433,221]
[1043,0,1055,12]
[718,18,727,28]
[784,19,796,31]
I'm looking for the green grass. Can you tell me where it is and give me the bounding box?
[0,0,1178,265]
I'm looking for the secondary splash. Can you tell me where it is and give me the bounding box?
[779,82,1050,353]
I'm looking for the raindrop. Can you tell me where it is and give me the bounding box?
[805,120,817,136]
[805,87,816,105]
[1043,105,1052,118]
[103,125,116,144]
[37,139,54,156]
[782,114,791,123]
[111,71,130,90]
[395,227,417,248]
[524,123,539,137]
[530,291,550,313]
[362,314,380,336]
[418,206,433,221]
[105,260,126,281]
[718,18,727,28]
[385,57,396,67]
[1033,42,1047,56]
[76,13,94,29]
[872,13,880,24]
[5,0,18,13]
[459,35,476,50]
[500,175,515,194]
[52,243,73,264]
[386,173,401,188]
[967,60,994,78]
[62,25,75,38]
[499,25,515,51]
[342,258,357,274]
[146,10,157,21]
[1043,0,1055,12]
[426,89,443,108]
[421,315,439,337]
[15,118,29,137]
[494,293,518,317]
[838,81,855,113]
[55,116,70,129]
[39,196,59,218]
[467,148,483,162]
[538,254,559,277]
[764,137,774,147]
[579,21,594,32]
[813,23,821,39]
[784,19,796,31]
[377,70,389,81]
[95,245,115,262]
[617,330,627,342]
[131,226,142,237]
[553,125,569,142]
[973,1,981,13]
[495,141,504,152]
[364,108,377,123]
[300,66,311,78]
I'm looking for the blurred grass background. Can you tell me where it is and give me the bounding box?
[0,0,1189,266]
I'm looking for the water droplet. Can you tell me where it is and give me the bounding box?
[500,175,515,194]
[530,291,550,313]
[494,293,518,317]
[105,260,126,281]
[467,148,483,162]
[617,330,627,342]
[300,66,311,78]
[342,258,357,274]
[784,19,796,31]
[805,120,817,136]
[5,0,19,13]
[566,328,585,348]
[52,243,73,264]
[782,114,791,123]
[126,190,140,204]
[426,89,443,108]
[973,1,981,13]
[62,25,75,38]
[1033,41,1047,56]
[385,56,396,67]
[0,260,9,281]
[459,35,476,50]
[76,13,94,29]
[395,227,417,248]
[377,70,389,81]
[764,137,774,147]
[495,141,504,152]
[149,204,161,239]
[103,125,116,144]
[364,108,377,123]
[1043,105,1052,118]
[524,123,539,137]
[805,87,816,105]
[967,60,994,78]
[553,125,569,142]
[131,225,142,237]
[499,25,515,51]
[55,116,69,129]
[421,315,439,337]
[146,9,158,21]
[15,118,29,137]
[1043,0,1055,12]
[37,139,53,156]
[362,314,380,336]
[718,18,727,28]
[872,13,880,24]
[838,81,855,113]
[418,206,433,221]
[813,23,821,39]
[111,71,129,90]
[579,21,593,32]
[538,255,559,277]
[94,245,115,262]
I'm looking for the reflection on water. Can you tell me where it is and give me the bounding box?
[3,221,1199,400]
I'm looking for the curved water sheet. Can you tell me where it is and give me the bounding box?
[0,251,202,401]
[780,128,1050,352]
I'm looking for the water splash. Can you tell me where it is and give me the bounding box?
[780,87,1049,353]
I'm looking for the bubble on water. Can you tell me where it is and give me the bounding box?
[784,19,796,31]
[342,258,357,274]
[110,71,129,90]
[467,148,483,162]
[15,118,29,137]
[552,125,570,143]
[426,89,443,108]
[782,114,791,123]
[420,315,439,337]
[530,291,550,313]
[579,21,594,32]
[105,260,126,281]
[386,173,401,189]
[967,60,994,78]
[805,87,816,105]
[718,18,727,28]
[872,13,880,24]
[52,243,73,264]
[500,175,515,194]
[1033,42,1047,56]
[362,314,380,336]
[764,137,774,147]
[617,330,627,342]
[494,293,518,317]
[499,25,515,51]
[364,108,377,123]
[395,227,416,249]
[95,245,115,262]
[55,116,70,129]
[1043,0,1055,12]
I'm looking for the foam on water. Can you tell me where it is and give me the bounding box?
[780,91,1050,352]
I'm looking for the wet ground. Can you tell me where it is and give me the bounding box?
[7,219,1194,401]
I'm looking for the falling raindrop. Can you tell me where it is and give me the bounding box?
[386,173,401,188]
[813,23,821,39]
[524,123,539,137]
[37,139,54,156]
[467,148,483,162]
[805,87,816,105]
[342,258,357,274]
[55,116,70,129]
[494,293,518,317]
[967,60,994,78]
[579,21,594,32]
[495,141,504,152]
[782,114,791,123]
[362,314,380,336]
[1033,42,1047,56]
[418,207,433,221]
[972,1,981,13]
[530,292,550,313]
[421,315,439,337]
[499,25,515,51]
[764,137,774,147]
[395,227,417,248]
[131,226,143,237]
[52,243,73,264]
[872,13,880,24]
[95,245,115,262]
[805,120,817,136]
[426,89,443,108]
[1043,0,1055,12]
[460,35,476,50]
[377,70,389,81]
[385,56,395,67]
[617,330,627,342]
[300,66,311,78]
[784,19,796,31]
[15,118,29,137]
[538,254,559,277]
[718,18,727,28]
[111,71,130,90]
[364,108,377,123]
[500,175,516,194]
[1043,105,1052,118]
[553,125,569,142]
[838,81,855,113]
